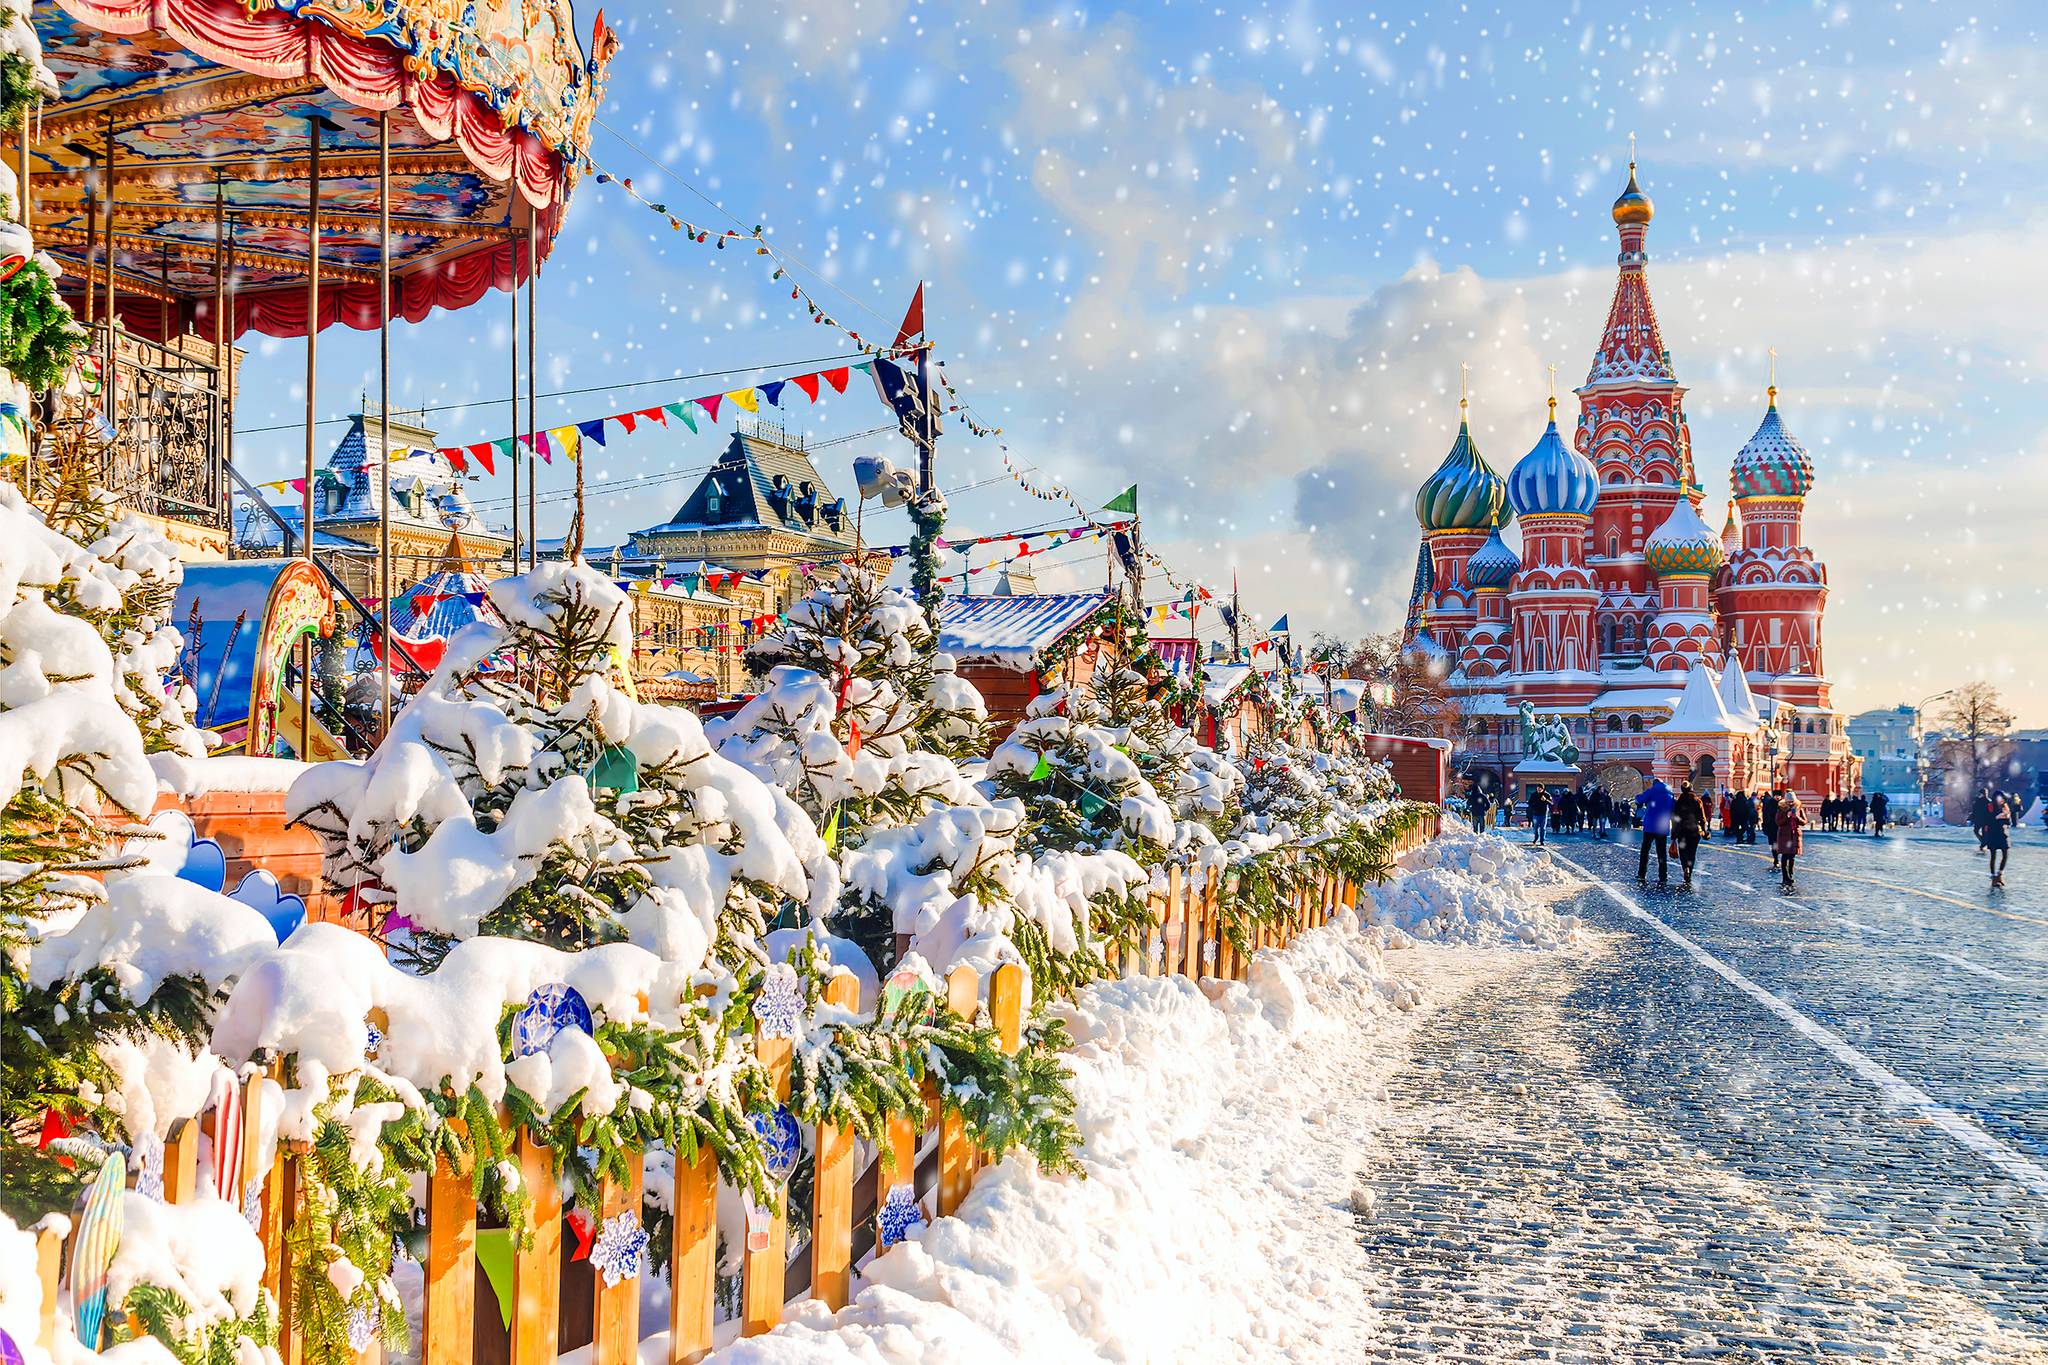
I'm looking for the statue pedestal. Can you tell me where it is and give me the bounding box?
[1511,757,1584,797]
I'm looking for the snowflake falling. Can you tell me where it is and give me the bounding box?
[133,1131,164,1202]
[590,1211,649,1288]
[345,1305,377,1354]
[751,963,804,1039]
[876,1182,924,1249]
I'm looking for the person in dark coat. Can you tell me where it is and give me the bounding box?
[1762,790,1782,871]
[1986,790,2014,887]
[1527,785,1552,846]
[1970,788,1994,852]
[1870,790,1890,836]
[1777,793,1807,890]
[1673,781,1708,887]
[1635,778,1675,886]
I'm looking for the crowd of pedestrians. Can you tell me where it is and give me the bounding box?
[1462,775,2012,894]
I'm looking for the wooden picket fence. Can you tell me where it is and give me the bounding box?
[28,816,1435,1363]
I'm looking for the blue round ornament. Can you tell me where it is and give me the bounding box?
[750,1105,801,1185]
[512,983,593,1058]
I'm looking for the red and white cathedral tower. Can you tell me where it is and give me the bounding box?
[1576,161,1698,663]
[1715,383,1830,705]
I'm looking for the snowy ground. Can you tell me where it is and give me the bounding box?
[690,832,1583,1363]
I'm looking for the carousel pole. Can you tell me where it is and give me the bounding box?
[102,111,115,426]
[377,111,392,735]
[212,175,225,500]
[524,214,537,569]
[301,116,322,755]
[508,222,520,574]
[223,212,235,480]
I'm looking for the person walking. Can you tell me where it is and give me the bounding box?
[1673,781,1708,887]
[1986,790,2014,888]
[1778,792,1807,890]
[1871,790,1890,837]
[1528,785,1552,846]
[1719,791,1735,841]
[1762,789,1782,872]
[1970,787,1993,853]
[1635,777,1675,886]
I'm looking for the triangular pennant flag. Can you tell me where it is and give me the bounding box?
[475,1230,515,1330]
[288,477,307,494]
[792,372,820,402]
[577,419,607,446]
[664,401,698,433]
[846,720,863,760]
[697,394,723,423]
[725,387,759,414]
[641,406,668,426]
[469,442,496,475]
[822,367,850,393]
[550,426,580,461]
[492,437,516,469]
[442,446,468,473]
[853,360,875,376]
[615,411,639,435]
[1028,752,1053,782]
[1105,484,1138,515]
[760,380,787,408]
[894,281,926,349]
[822,805,841,850]
[534,431,553,463]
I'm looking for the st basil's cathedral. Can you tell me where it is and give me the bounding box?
[1399,161,1859,805]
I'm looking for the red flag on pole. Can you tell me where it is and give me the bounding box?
[894,281,926,349]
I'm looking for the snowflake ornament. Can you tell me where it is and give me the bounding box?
[876,1182,924,1249]
[364,1022,384,1061]
[751,964,804,1040]
[133,1131,164,1202]
[590,1212,649,1288]
[345,1305,377,1354]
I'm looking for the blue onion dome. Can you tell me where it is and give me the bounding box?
[1414,411,1508,532]
[1466,527,1520,589]
[1730,387,1815,499]
[1643,498,1726,577]
[1507,407,1600,517]
[1406,628,1449,664]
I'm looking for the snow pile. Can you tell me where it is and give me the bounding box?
[704,906,1425,1362]
[1366,830,1586,948]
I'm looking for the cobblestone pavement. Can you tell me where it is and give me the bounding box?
[1351,837,2048,1363]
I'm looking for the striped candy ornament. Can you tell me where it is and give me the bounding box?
[69,1152,126,1347]
[209,1069,244,1203]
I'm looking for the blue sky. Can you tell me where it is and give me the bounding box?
[232,0,2048,723]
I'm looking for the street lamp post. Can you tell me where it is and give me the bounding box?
[1912,687,1957,819]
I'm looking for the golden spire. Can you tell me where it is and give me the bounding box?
[1459,362,1469,421]
[1767,346,1778,406]
[1546,362,1558,422]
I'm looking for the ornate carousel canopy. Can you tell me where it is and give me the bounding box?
[24,0,616,341]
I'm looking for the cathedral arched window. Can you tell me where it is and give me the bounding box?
[1532,637,1548,671]
[1599,620,1615,655]
[1628,715,1644,733]
[1607,531,1620,559]
[1607,715,1622,733]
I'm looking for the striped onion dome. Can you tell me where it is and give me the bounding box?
[1507,414,1600,518]
[388,566,496,641]
[1730,392,1815,500]
[1643,498,1726,577]
[1466,527,1521,589]
[1414,416,1508,532]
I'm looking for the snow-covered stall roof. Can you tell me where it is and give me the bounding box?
[1202,663,1258,707]
[937,592,1117,670]
[1590,688,1680,711]
[1654,663,1748,735]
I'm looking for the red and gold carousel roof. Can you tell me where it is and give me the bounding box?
[26,0,616,341]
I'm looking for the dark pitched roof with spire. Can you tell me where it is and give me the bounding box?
[633,427,853,544]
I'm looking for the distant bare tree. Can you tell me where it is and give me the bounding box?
[1936,682,2015,795]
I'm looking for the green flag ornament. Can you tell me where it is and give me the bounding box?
[1028,752,1054,781]
[1104,484,1138,515]
[589,743,640,794]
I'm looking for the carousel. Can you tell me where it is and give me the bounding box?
[17,0,616,748]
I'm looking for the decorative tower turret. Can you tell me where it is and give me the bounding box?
[1576,153,1698,665]
[1411,381,1508,660]
[1718,371,1827,693]
[1458,527,1519,678]
[1505,382,1601,678]
[1643,498,1725,671]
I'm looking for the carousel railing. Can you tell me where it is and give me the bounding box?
[51,324,230,530]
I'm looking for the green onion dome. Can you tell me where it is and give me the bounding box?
[1414,414,1508,532]
[1643,498,1726,577]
